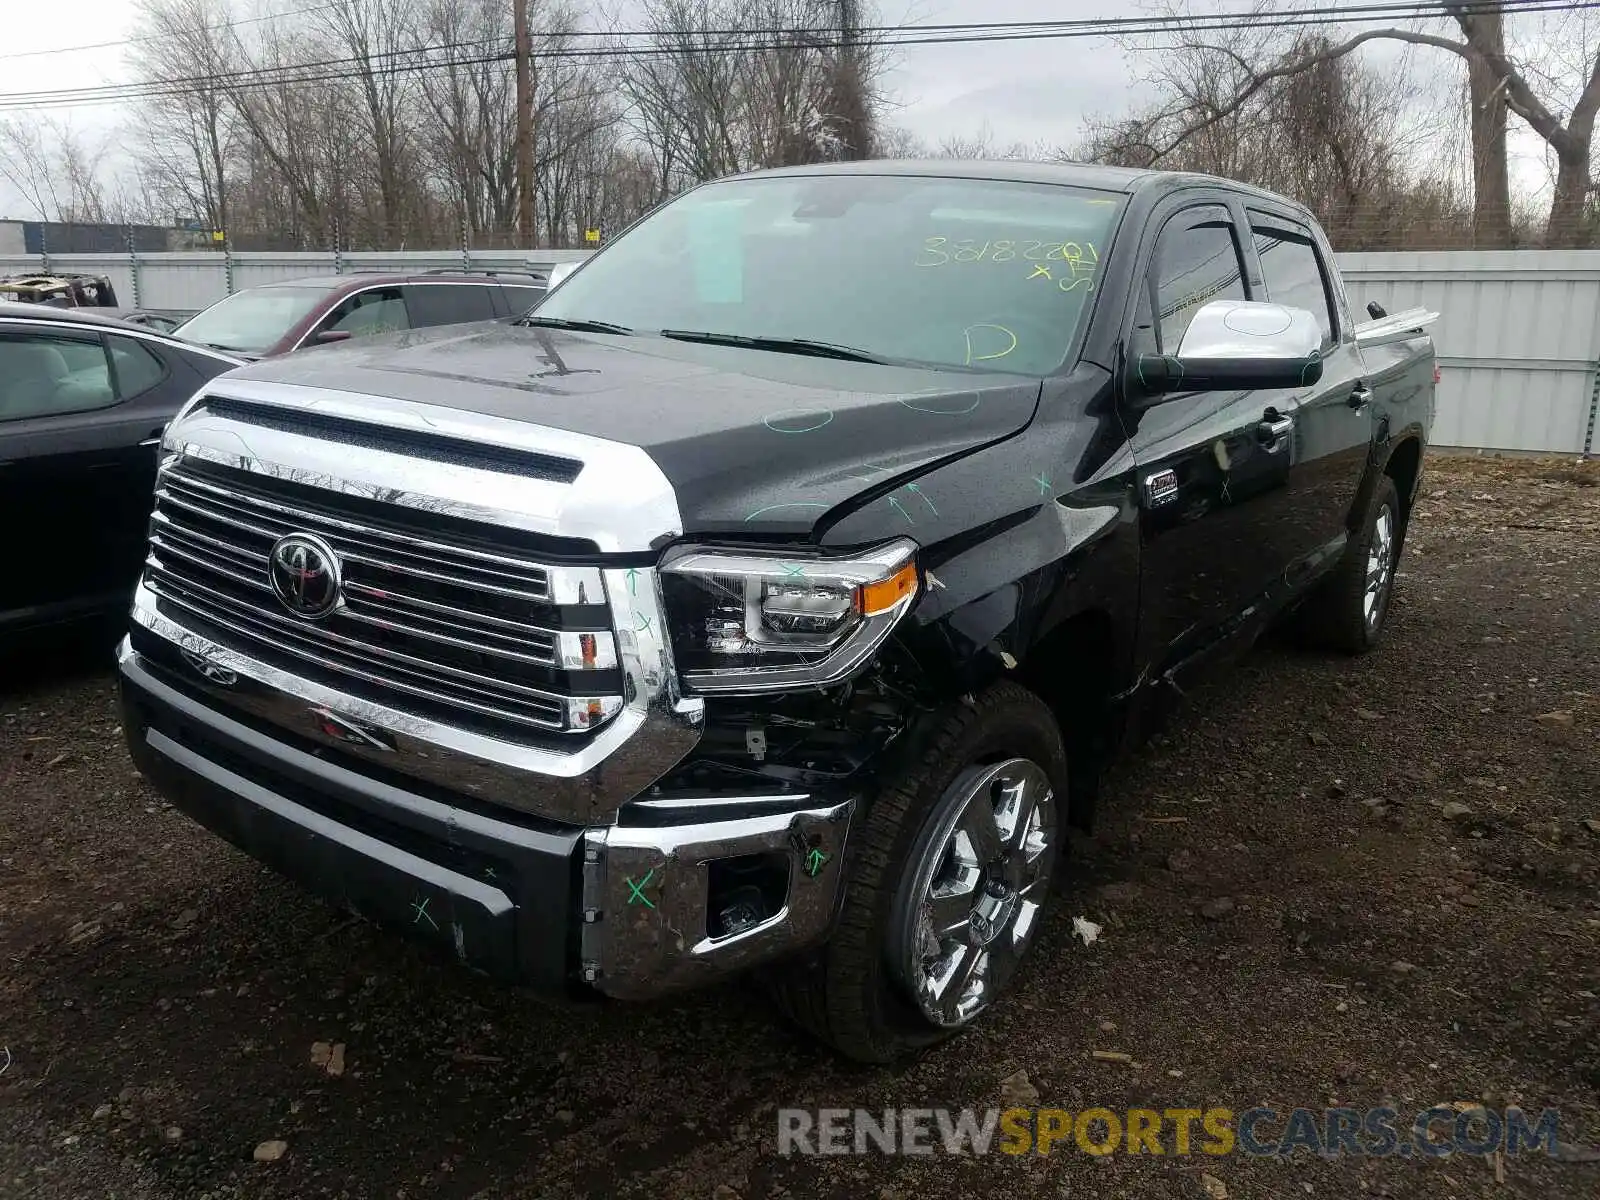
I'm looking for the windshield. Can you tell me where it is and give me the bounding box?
[174,285,330,354]
[536,173,1124,375]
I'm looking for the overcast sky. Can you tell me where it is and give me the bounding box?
[0,0,1559,223]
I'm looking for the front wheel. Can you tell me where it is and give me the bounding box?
[767,682,1068,1062]
[888,757,1059,1030]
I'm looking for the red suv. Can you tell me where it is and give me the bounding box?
[171,270,547,360]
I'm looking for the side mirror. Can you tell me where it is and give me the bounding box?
[314,329,354,344]
[1134,300,1323,398]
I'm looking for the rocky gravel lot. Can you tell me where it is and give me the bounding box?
[2,454,1597,1200]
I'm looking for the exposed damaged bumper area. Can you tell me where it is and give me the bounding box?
[119,633,856,999]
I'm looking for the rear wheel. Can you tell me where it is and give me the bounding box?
[767,682,1068,1062]
[1297,475,1401,653]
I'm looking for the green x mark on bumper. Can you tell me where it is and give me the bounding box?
[625,867,657,908]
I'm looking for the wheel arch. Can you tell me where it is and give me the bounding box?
[1382,433,1425,522]
[893,592,1130,834]
[1019,607,1121,832]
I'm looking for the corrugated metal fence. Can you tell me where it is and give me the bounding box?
[3,246,1597,456]
[0,249,591,312]
[1339,251,1600,456]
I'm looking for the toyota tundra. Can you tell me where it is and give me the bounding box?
[118,161,1436,1061]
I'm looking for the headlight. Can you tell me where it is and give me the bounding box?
[660,537,919,693]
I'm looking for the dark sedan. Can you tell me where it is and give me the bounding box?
[0,303,243,639]
[171,270,547,359]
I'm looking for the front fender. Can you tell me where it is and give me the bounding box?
[822,365,1142,701]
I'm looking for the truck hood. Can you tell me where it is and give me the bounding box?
[224,321,1044,537]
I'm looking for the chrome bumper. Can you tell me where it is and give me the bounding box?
[582,799,855,999]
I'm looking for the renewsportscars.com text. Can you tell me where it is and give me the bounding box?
[777,1106,1562,1158]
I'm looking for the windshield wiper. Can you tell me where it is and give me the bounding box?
[516,314,632,335]
[657,329,889,364]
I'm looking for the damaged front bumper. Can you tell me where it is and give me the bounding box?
[581,799,854,998]
[119,635,855,1000]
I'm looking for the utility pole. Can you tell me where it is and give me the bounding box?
[514,0,535,248]
[834,0,869,160]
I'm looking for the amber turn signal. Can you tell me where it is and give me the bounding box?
[858,560,919,616]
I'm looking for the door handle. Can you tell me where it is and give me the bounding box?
[1256,412,1294,450]
[139,437,162,448]
[1349,383,1374,409]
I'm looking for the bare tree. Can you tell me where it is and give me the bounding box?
[0,119,65,221]
[616,0,887,191]
[315,0,419,246]
[1101,2,1600,248]
[871,124,928,158]
[0,117,114,223]
[103,0,895,248]
[1078,9,1480,248]
[129,0,241,233]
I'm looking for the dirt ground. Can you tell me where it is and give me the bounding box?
[2,453,1597,1200]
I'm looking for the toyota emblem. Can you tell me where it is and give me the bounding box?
[268,532,341,618]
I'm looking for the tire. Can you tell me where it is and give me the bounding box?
[1297,475,1401,654]
[767,682,1069,1063]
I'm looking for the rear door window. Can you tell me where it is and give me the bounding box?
[402,283,497,328]
[107,335,168,399]
[1249,215,1337,346]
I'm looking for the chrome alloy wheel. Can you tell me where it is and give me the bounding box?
[1365,503,1395,632]
[895,758,1058,1029]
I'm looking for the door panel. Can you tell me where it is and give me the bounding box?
[1124,202,1299,683]
[0,329,179,627]
[0,330,128,621]
[1248,213,1374,578]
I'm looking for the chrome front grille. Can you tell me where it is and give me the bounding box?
[144,460,624,739]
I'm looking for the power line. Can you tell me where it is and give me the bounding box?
[0,0,1588,114]
[0,38,507,108]
[0,0,1562,64]
[0,3,340,63]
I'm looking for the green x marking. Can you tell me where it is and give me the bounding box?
[782,563,806,578]
[634,612,652,634]
[625,867,657,907]
[1034,472,1052,497]
[410,895,439,930]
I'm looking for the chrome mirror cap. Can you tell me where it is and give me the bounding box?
[1176,299,1322,361]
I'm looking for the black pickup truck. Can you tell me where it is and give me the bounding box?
[118,161,1436,1062]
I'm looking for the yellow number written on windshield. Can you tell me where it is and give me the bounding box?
[915,238,1099,269]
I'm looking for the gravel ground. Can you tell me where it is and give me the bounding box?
[2,454,1597,1200]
